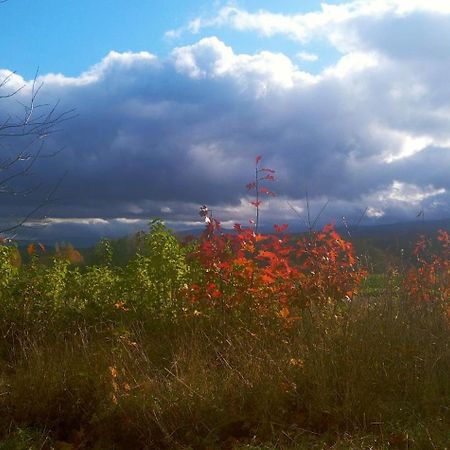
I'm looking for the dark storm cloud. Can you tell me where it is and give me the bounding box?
[0,3,449,236]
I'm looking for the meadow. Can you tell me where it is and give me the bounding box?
[0,159,448,449]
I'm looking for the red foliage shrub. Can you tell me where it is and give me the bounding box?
[185,155,366,317]
[405,230,450,304]
[185,219,366,317]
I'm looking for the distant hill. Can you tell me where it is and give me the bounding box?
[15,217,449,271]
[349,217,450,238]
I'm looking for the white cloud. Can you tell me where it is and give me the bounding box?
[35,217,110,226]
[37,51,158,87]
[384,134,433,163]
[171,36,315,92]
[376,181,446,205]
[172,37,235,78]
[320,51,379,79]
[170,1,450,55]
[367,207,385,218]
[297,51,319,62]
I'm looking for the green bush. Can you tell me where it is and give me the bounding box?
[123,219,190,314]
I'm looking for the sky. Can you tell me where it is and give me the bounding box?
[0,0,450,240]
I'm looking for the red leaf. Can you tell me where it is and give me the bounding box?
[250,200,262,207]
[261,273,275,284]
[274,224,288,233]
[259,187,276,196]
[256,155,262,164]
[259,250,277,262]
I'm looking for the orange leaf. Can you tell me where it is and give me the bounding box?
[261,273,275,284]
[278,307,290,319]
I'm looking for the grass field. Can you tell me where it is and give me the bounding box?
[0,224,448,449]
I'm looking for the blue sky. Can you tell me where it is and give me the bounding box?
[0,0,450,239]
[0,0,343,77]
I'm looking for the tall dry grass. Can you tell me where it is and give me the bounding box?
[0,288,449,449]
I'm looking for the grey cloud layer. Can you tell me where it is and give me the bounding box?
[1,3,449,235]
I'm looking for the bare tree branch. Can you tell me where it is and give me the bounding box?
[0,68,75,235]
[0,172,67,234]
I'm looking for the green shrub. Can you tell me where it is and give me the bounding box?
[124,219,190,314]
